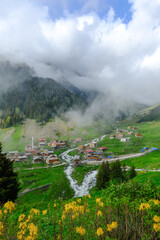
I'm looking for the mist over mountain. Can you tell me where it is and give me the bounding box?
[0,61,148,128]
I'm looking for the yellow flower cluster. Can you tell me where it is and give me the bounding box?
[30,209,40,215]
[64,201,84,215]
[0,222,4,236]
[0,210,2,220]
[96,227,104,236]
[28,223,38,238]
[42,210,47,215]
[76,226,86,235]
[96,198,104,207]
[4,201,15,213]
[150,199,160,205]
[107,221,118,232]
[139,203,150,211]
[19,214,26,222]
[97,210,102,217]
[153,215,160,232]
[153,215,160,223]
[17,214,38,240]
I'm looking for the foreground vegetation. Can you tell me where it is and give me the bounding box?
[1,181,160,239]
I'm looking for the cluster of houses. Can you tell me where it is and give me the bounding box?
[77,142,107,161]
[110,127,143,142]
[7,138,66,165]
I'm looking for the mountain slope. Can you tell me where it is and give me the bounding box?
[132,103,160,122]
[0,77,87,124]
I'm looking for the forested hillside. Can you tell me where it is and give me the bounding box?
[0,77,87,126]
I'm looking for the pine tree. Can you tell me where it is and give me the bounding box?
[110,160,124,183]
[0,143,20,204]
[128,165,137,179]
[96,161,110,190]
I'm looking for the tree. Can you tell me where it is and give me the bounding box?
[0,143,20,204]
[110,160,124,183]
[96,161,110,190]
[128,165,137,179]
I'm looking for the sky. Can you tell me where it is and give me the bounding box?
[0,0,160,105]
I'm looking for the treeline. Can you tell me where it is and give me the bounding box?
[96,160,136,190]
[0,77,87,127]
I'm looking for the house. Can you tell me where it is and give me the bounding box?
[75,137,83,142]
[128,131,134,135]
[116,134,125,140]
[120,137,130,142]
[110,135,116,139]
[18,155,28,161]
[39,139,47,147]
[127,126,131,129]
[78,145,86,153]
[135,133,143,138]
[73,158,82,166]
[88,156,99,161]
[46,155,61,164]
[7,151,19,161]
[33,157,44,164]
[89,142,97,148]
[96,147,107,152]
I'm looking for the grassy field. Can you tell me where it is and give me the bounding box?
[134,171,160,186]
[1,125,28,152]
[18,165,65,193]
[122,151,160,170]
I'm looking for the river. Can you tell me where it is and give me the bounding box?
[60,135,106,197]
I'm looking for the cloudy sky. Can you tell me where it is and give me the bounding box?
[0,0,160,105]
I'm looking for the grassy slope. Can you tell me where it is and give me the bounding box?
[2,125,28,152]
[18,165,65,192]
[134,172,160,186]
[122,151,160,169]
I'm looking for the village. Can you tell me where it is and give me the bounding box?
[6,126,147,167]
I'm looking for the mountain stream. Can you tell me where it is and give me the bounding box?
[60,135,106,197]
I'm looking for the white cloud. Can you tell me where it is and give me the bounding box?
[0,0,160,105]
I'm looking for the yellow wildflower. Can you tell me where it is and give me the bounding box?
[54,203,57,207]
[28,223,38,237]
[97,210,102,217]
[153,223,160,232]
[150,199,160,205]
[4,201,15,212]
[61,215,66,220]
[87,194,91,198]
[0,222,4,236]
[76,226,86,235]
[17,233,23,240]
[99,201,104,207]
[72,215,75,220]
[18,214,26,222]
[139,203,150,211]
[0,210,2,220]
[96,227,104,236]
[86,209,90,213]
[3,209,8,214]
[30,208,40,215]
[19,222,27,230]
[42,210,47,215]
[153,215,160,223]
[77,198,81,203]
[96,198,101,203]
[107,221,118,232]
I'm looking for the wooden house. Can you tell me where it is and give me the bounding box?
[33,157,44,164]
[116,134,125,140]
[96,147,107,152]
[135,133,143,138]
[89,142,97,148]
[46,155,61,164]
